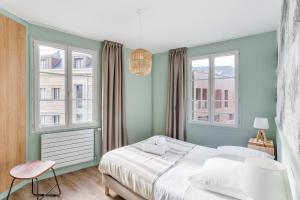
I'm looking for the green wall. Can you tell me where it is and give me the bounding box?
[152,31,278,148]
[152,52,169,134]
[124,48,153,144]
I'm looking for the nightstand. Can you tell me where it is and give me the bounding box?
[247,138,275,156]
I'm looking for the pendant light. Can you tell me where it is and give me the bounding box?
[129,9,152,77]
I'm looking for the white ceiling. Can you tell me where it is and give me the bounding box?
[0,0,281,53]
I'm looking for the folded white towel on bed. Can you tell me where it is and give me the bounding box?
[142,142,168,156]
[148,136,166,145]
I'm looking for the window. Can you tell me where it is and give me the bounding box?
[75,84,83,109]
[195,88,201,109]
[224,90,229,108]
[72,51,94,124]
[40,57,51,69]
[37,44,66,128]
[40,88,46,100]
[40,115,61,127]
[52,88,60,100]
[191,58,209,122]
[75,85,83,99]
[76,114,83,122]
[53,115,60,125]
[202,88,208,109]
[74,57,84,69]
[33,41,97,131]
[40,115,46,126]
[195,88,201,100]
[188,51,239,127]
[215,89,222,108]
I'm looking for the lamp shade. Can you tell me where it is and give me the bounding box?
[243,158,292,200]
[253,117,269,129]
[129,48,152,76]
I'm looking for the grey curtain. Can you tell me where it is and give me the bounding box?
[166,47,187,141]
[102,40,127,154]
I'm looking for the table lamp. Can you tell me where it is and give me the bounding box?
[253,117,269,143]
[243,158,292,200]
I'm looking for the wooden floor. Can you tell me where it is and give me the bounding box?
[9,167,124,200]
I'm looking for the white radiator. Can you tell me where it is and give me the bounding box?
[41,129,95,168]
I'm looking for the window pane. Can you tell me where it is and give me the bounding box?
[215,89,222,108]
[214,54,236,125]
[193,111,209,121]
[39,45,66,127]
[72,51,94,124]
[192,58,209,122]
[40,88,46,100]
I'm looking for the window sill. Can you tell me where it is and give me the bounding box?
[31,125,101,135]
[188,121,240,129]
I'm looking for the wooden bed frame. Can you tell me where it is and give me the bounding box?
[102,174,146,200]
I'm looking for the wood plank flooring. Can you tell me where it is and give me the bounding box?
[9,167,124,200]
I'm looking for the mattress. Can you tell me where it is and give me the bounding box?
[99,136,235,200]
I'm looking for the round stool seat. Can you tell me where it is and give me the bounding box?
[10,160,55,179]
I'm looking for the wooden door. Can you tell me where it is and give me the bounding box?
[0,14,26,192]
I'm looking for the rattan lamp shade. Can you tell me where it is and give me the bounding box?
[129,48,152,76]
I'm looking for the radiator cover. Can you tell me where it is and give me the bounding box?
[41,129,95,168]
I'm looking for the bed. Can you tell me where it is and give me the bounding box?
[99,136,238,200]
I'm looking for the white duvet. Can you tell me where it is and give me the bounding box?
[100,137,237,200]
[99,136,195,199]
[154,145,236,200]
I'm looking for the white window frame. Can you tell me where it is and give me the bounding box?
[33,40,98,133]
[187,50,239,128]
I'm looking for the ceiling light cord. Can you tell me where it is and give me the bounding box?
[137,9,142,48]
[129,9,152,77]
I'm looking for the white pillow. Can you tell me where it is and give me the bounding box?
[188,157,252,200]
[213,153,246,162]
[217,146,275,160]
